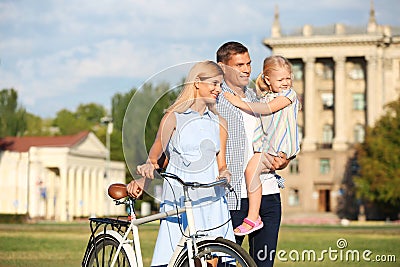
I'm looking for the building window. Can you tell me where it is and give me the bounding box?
[323,62,334,79]
[320,158,330,174]
[297,94,304,108]
[353,93,365,110]
[298,125,303,143]
[292,63,303,81]
[289,158,299,174]
[321,93,334,110]
[288,188,300,206]
[354,124,365,143]
[322,124,333,144]
[348,63,364,80]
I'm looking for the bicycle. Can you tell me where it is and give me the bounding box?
[81,170,256,267]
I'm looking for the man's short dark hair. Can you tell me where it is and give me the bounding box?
[216,41,248,64]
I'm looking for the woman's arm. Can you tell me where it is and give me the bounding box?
[127,112,176,198]
[216,116,231,183]
[136,112,176,178]
[224,92,291,115]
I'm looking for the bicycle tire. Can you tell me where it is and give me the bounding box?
[83,232,134,267]
[173,237,257,267]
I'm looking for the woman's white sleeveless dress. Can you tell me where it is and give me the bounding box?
[151,108,235,266]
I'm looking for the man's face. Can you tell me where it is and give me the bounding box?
[222,52,252,89]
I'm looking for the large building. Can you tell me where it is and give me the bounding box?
[0,131,126,222]
[266,3,400,220]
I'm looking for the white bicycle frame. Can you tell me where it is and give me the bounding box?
[105,181,225,267]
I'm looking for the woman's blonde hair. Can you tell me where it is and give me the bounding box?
[255,55,293,97]
[166,60,223,113]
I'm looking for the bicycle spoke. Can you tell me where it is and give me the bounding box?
[174,238,256,267]
[84,234,132,267]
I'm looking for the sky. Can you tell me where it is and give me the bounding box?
[1,0,399,118]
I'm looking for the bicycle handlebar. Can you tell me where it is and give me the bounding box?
[107,169,233,200]
[158,170,230,190]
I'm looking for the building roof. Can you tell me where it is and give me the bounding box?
[269,1,400,39]
[0,131,90,152]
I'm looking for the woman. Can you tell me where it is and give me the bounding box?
[127,60,234,266]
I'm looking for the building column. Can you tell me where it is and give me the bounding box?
[46,170,55,220]
[302,57,317,151]
[75,167,83,217]
[90,168,97,217]
[59,167,68,222]
[96,168,105,217]
[376,49,384,121]
[382,57,393,107]
[366,55,378,127]
[333,56,348,151]
[27,147,40,218]
[83,168,90,216]
[67,167,75,221]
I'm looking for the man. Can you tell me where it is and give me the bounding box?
[216,41,290,266]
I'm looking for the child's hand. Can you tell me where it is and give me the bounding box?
[273,152,290,170]
[224,92,243,108]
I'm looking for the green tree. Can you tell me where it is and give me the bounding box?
[354,97,400,217]
[115,82,179,179]
[111,89,136,132]
[53,103,107,135]
[95,88,138,165]
[53,109,86,135]
[144,82,179,150]
[76,103,107,124]
[25,113,46,136]
[0,88,27,137]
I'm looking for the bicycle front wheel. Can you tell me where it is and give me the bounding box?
[84,232,133,267]
[174,237,256,267]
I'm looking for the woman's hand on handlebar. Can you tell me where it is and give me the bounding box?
[218,169,231,184]
[136,161,160,179]
[126,178,146,198]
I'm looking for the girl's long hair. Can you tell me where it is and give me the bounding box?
[166,60,223,114]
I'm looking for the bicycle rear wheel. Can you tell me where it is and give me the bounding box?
[84,233,133,267]
[174,237,256,267]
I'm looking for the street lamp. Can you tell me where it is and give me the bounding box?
[101,116,113,216]
[100,116,113,180]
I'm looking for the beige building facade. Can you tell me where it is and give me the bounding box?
[264,3,400,219]
[0,131,126,222]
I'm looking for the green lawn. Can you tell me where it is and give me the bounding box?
[0,222,398,267]
[274,224,400,266]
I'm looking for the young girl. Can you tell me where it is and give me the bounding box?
[224,55,301,236]
[127,60,234,266]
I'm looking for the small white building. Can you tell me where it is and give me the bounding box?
[0,131,126,222]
